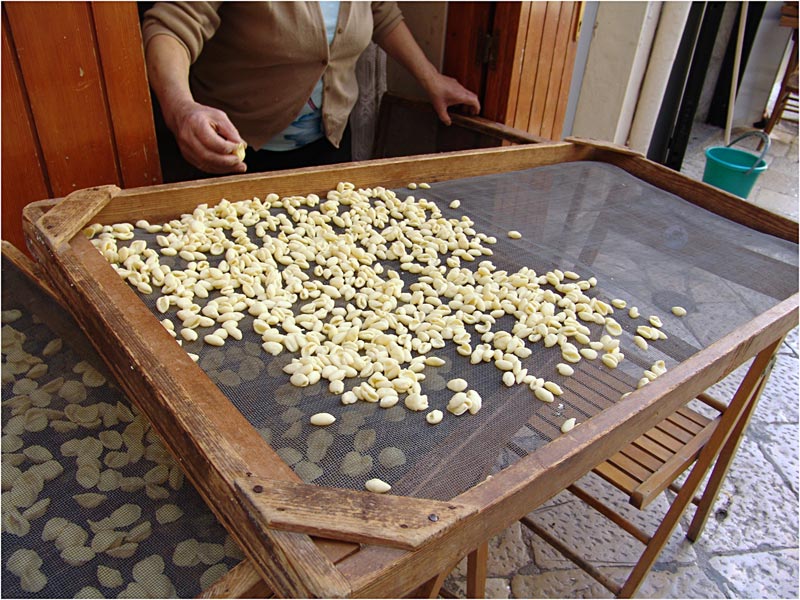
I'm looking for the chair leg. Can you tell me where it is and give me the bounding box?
[687,340,781,541]
[760,35,798,148]
[760,90,792,148]
[466,541,489,599]
[617,338,783,598]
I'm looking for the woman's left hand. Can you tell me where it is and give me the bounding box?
[423,72,481,126]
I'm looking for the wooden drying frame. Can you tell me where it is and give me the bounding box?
[23,140,799,598]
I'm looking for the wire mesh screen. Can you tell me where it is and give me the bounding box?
[1,256,242,598]
[89,161,797,503]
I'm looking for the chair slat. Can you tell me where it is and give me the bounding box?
[594,461,640,494]
[655,419,695,444]
[675,406,712,428]
[619,443,663,473]
[643,428,684,453]
[631,418,720,509]
[631,436,673,462]
[666,411,706,435]
[606,451,651,483]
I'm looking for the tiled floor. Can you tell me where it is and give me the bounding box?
[444,119,799,599]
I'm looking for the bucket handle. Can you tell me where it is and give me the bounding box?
[726,131,770,175]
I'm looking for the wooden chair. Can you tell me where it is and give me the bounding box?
[461,337,783,598]
[760,28,798,148]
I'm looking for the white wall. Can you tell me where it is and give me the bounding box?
[733,2,793,127]
[571,2,663,145]
[628,2,691,153]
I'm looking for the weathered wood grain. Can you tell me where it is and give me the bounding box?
[237,478,478,551]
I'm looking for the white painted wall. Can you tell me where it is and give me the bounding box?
[733,2,793,127]
[561,2,599,138]
[628,3,692,153]
[571,2,663,146]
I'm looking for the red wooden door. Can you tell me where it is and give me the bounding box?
[443,1,583,140]
[1,2,160,253]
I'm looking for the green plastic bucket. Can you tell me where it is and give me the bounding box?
[702,131,770,199]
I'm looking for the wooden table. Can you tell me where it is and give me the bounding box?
[23,139,798,597]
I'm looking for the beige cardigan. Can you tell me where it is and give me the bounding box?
[142,2,403,148]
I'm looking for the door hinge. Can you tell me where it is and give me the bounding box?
[475,31,497,68]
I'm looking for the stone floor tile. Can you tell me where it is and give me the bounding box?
[708,549,799,599]
[770,120,799,144]
[701,349,800,427]
[759,164,799,194]
[634,563,726,598]
[750,422,800,495]
[691,440,799,554]
[443,575,467,598]
[528,474,697,569]
[447,555,468,580]
[510,569,614,599]
[485,577,512,599]
[487,521,534,577]
[756,350,800,424]
[510,562,725,599]
[440,573,513,599]
[706,360,749,400]
[783,326,799,357]
[752,188,800,221]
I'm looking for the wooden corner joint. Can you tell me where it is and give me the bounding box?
[36,184,121,250]
[235,477,479,551]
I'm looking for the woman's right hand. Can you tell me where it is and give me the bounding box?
[167,100,247,174]
[145,35,247,175]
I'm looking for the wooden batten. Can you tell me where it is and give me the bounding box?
[85,143,583,226]
[37,185,119,248]
[237,478,478,550]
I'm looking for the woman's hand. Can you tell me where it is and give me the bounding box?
[378,21,481,127]
[421,73,481,126]
[146,34,246,175]
[167,100,247,174]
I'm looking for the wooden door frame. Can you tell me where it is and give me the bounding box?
[443,2,584,137]
[443,2,523,123]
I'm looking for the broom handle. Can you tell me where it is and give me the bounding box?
[726,1,748,145]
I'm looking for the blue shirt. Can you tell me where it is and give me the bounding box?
[262,2,340,151]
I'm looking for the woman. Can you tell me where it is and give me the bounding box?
[143,2,480,176]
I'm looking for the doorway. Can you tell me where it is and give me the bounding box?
[443,1,584,140]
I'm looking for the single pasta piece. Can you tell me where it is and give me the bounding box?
[365,478,391,493]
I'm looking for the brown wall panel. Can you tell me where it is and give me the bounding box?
[482,2,522,123]
[92,2,161,188]
[541,3,576,139]
[443,2,492,103]
[1,8,50,252]
[6,1,120,196]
